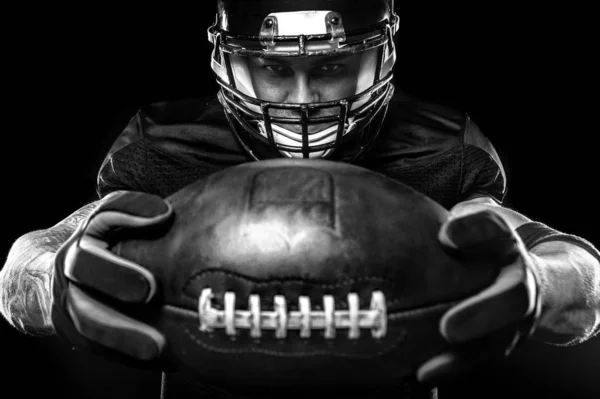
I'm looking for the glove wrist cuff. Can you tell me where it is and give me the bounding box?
[516,222,600,264]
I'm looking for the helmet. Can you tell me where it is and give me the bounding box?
[208,0,399,161]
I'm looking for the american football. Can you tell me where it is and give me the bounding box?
[111,158,500,386]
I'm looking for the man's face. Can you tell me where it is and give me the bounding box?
[244,51,370,135]
[246,53,363,104]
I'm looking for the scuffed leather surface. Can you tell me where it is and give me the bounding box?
[113,159,499,385]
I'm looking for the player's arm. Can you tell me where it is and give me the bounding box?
[451,196,600,345]
[0,199,107,336]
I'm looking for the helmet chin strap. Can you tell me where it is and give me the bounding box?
[256,118,358,159]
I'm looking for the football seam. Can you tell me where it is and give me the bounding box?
[182,269,400,291]
[181,323,409,358]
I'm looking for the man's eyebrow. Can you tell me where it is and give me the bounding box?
[319,54,355,63]
[254,57,286,65]
[309,54,356,66]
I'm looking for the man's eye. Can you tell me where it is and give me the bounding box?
[263,65,290,74]
[319,64,342,74]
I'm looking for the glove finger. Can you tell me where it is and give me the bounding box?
[66,284,165,361]
[64,236,157,304]
[439,210,521,264]
[440,260,537,343]
[97,191,171,219]
[416,330,517,386]
[86,192,173,241]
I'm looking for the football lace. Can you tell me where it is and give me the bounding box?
[198,288,387,339]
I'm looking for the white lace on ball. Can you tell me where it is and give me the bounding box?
[198,288,387,340]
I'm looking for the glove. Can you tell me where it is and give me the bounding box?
[416,210,542,386]
[51,191,174,369]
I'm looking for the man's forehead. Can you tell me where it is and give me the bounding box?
[250,53,359,65]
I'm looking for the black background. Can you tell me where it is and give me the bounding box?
[2,3,598,399]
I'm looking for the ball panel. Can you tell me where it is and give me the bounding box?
[112,159,499,385]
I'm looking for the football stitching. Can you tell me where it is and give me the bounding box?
[198,288,387,340]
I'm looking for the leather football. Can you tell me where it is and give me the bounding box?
[112,158,499,386]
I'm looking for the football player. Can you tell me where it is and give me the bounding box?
[1,1,599,398]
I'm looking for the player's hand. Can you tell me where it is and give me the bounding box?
[51,191,174,369]
[416,210,542,386]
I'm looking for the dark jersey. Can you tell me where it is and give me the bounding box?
[95,91,507,399]
[97,92,506,210]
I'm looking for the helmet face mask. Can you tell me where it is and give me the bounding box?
[208,0,399,160]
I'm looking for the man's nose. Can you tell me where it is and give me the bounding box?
[285,75,319,104]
